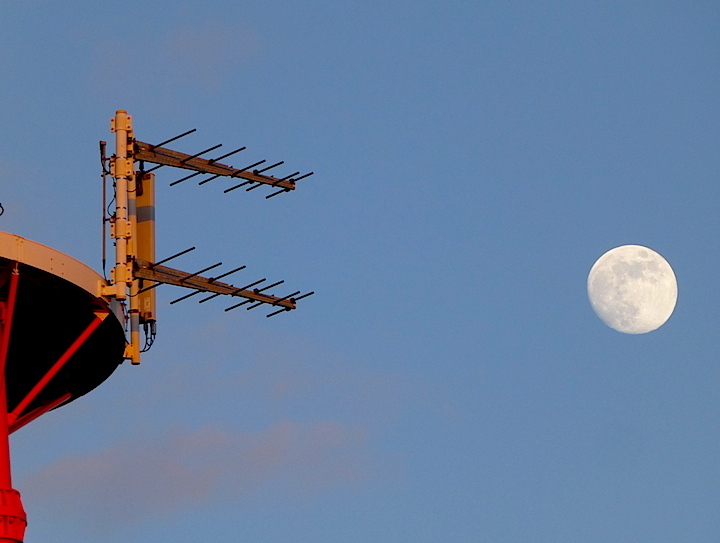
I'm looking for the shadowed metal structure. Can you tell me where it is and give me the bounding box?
[0,110,315,541]
[0,232,126,541]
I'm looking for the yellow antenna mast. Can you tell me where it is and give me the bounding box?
[102,110,314,365]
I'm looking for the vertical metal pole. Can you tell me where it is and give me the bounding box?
[0,267,19,488]
[110,111,132,300]
[100,141,108,277]
[111,110,141,363]
[127,168,140,364]
[0,266,27,542]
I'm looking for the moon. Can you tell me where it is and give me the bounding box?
[587,245,678,334]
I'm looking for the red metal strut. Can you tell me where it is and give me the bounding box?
[8,311,108,426]
[0,265,27,542]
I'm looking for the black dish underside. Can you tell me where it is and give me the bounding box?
[0,258,125,417]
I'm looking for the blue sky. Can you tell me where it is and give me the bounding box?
[2,1,720,541]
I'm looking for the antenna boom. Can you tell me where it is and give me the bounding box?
[134,260,297,310]
[134,141,296,191]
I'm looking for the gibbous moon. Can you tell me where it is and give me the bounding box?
[587,245,677,334]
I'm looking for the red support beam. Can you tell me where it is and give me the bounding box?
[0,266,20,485]
[8,311,108,426]
[8,393,71,435]
[0,264,26,542]
[0,267,20,405]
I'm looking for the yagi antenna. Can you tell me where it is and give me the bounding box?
[267,292,315,317]
[100,110,315,365]
[171,147,247,186]
[169,266,246,304]
[267,172,314,198]
[144,129,198,172]
[133,130,314,197]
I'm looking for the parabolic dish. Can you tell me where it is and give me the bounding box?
[0,232,125,425]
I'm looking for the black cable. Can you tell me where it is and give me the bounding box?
[141,323,150,351]
[140,322,157,352]
[106,180,116,216]
[0,202,4,216]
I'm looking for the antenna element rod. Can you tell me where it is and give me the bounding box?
[180,262,223,283]
[149,128,197,151]
[180,144,222,164]
[152,247,196,267]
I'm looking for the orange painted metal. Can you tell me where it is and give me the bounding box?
[134,140,297,191]
[134,260,297,310]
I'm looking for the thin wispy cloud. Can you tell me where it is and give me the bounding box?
[86,19,259,100]
[21,420,370,534]
[141,316,459,428]
[14,318,444,537]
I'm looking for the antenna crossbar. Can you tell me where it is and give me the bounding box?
[134,141,297,191]
[134,260,297,310]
